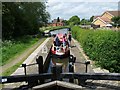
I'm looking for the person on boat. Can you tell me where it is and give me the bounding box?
[64,33,67,41]
[62,35,66,52]
[55,35,61,51]
[68,32,72,47]
[52,34,56,51]
[52,34,56,42]
[62,35,66,46]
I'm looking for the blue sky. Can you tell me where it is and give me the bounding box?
[46,0,119,20]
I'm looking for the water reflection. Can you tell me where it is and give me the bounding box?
[48,58,69,73]
[50,28,69,35]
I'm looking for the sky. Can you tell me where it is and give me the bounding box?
[46,0,120,20]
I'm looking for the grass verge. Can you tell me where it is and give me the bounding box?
[2,36,41,66]
[2,37,46,76]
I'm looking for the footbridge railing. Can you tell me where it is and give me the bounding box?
[1,55,120,88]
[1,66,120,87]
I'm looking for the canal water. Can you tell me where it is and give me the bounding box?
[48,57,69,73]
[48,28,70,73]
[50,28,69,35]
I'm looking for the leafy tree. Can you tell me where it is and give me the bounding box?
[63,20,69,25]
[80,18,91,25]
[57,17,60,22]
[90,16,94,22]
[68,15,80,25]
[111,16,120,27]
[2,2,50,39]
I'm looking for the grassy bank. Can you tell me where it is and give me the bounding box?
[1,36,40,66]
[72,26,120,73]
[1,37,46,76]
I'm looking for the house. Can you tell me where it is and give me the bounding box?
[51,18,64,27]
[92,11,120,27]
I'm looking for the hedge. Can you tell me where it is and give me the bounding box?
[72,26,120,73]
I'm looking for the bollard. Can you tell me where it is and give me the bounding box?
[36,56,43,74]
[69,55,74,63]
[22,64,27,76]
[22,64,27,83]
[85,60,90,73]
[51,65,62,81]
[36,56,44,84]
[69,55,76,64]
[69,63,74,83]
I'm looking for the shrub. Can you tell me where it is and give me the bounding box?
[72,26,120,73]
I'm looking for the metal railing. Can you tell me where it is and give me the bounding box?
[1,55,120,88]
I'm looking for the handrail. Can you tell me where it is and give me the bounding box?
[1,73,120,84]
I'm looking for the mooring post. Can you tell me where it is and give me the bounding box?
[22,64,27,76]
[69,55,76,64]
[69,55,74,63]
[22,64,27,83]
[85,60,90,73]
[51,65,62,81]
[36,56,44,84]
[36,56,43,74]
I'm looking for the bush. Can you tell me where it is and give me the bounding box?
[72,26,120,73]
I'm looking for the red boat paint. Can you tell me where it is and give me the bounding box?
[51,33,70,59]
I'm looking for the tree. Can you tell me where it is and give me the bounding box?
[63,20,69,25]
[90,16,94,22]
[57,17,60,22]
[2,2,50,39]
[80,18,91,25]
[68,15,80,25]
[111,16,120,27]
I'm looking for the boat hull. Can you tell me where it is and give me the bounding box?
[51,50,70,59]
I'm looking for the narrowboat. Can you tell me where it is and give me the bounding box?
[50,33,70,59]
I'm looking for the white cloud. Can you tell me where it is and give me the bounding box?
[46,1,119,20]
[47,0,120,2]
